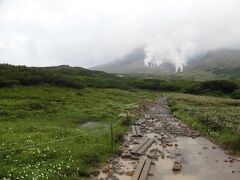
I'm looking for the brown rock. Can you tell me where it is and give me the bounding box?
[102,167,110,173]
[91,170,100,176]
[147,154,159,160]
[148,172,154,176]
[131,155,140,160]
[108,164,113,169]
[118,171,125,175]
[225,151,229,154]
[121,152,131,158]
[172,161,181,171]
[125,171,134,176]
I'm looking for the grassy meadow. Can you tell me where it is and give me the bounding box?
[0,85,159,179]
[168,93,240,154]
[1,84,240,179]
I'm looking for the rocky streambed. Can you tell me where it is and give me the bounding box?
[95,97,240,180]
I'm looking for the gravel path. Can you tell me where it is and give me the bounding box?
[96,97,240,180]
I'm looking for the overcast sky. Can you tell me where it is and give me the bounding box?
[0,0,240,69]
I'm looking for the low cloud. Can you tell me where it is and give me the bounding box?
[0,0,240,68]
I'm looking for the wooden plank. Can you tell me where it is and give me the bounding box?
[137,138,154,155]
[139,158,152,180]
[131,138,149,154]
[135,126,142,137]
[135,119,145,125]
[132,157,146,180]
[144,114,150,119]
[132,125,142,137]
[132,126,137,136]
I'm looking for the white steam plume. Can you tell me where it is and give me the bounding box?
[143,37,199,72]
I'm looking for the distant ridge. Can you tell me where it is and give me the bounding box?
[91,48,240,80]
[91,48,176,74]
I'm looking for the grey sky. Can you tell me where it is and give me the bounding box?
[0,0,240,68]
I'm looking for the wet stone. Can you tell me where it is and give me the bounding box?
[118,171,125,175]
[131,155,140,160]
[102,167,110,173]
[121,152,131,158]
[147,154,159,160]
[111,160,119,165]
[148,172,154,176]
[125,170,134,176]
[91,170,100,177]
[172,161,182,171]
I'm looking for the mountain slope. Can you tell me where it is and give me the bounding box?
[92,48,240,80]
[91,49,176,74]
[179,49,240,80]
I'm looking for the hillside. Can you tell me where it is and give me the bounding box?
[91,49,176,74]
[0,64,123,89]
[92,49,240,80]
[177,49,240,80]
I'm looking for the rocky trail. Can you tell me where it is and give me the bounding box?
[96,97,240,180]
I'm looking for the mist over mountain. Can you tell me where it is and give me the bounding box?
[91,48,176,74]
[92,48,240,79]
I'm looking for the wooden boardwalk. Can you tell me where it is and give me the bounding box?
[132,157,152,180]
[131,137,154,155]
[134,119,145,125]
[132,125,142,137]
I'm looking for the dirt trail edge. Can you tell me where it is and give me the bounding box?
[96,97,240,180]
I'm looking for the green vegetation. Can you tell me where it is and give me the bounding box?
[168,93,240,154]
[0,85,159,179]
[1,63,240,178]
[1,64,240,99]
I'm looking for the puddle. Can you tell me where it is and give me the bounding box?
[80,121,100,128]
[78,121,107,129]
[149,137,240,180]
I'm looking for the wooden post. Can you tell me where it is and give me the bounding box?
[110,124,113,153]
[206,116,209,135]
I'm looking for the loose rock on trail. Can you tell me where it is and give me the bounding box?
[96,97,240,180]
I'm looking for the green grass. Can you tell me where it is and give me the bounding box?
[1,85,240,179]
[167,93,240,154]
[0,86,159,179]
